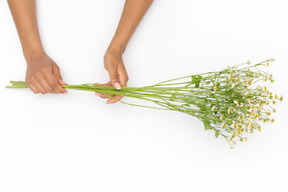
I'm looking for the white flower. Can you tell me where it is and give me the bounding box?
[212,106,216,111]
[234,100,240,105]
[244,92,249,99]
[228,108,233,114]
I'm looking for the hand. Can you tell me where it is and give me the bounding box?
[25,52,67,94]
[95,51,129,104]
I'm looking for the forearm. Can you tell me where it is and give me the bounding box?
[7,0,44,61]
[107,0,153,54]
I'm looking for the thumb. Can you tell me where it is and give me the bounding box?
[107,67,121,89]
[52,63,67,85]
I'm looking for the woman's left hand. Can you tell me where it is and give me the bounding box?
[94,50,129,104]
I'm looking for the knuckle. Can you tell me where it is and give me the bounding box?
[54,64,60,69]
[56,85,64,92]
[46,87,53,93]
[50,81,58,88]
[34,71,42,77]
[27,85,34,90]
[29,74,36,80]
[48,89,54,93]
[105,62,116,70]
[26,80,32,85]
[61,89,67,93]
[57,88,65,93]
[110,76,118,82]
[40,69,49,75]
[40,67,48,73]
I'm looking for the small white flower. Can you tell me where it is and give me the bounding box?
[212,106,216,111]
[244,92,249,99]
[228,108,233,114]
[234,100,240,105]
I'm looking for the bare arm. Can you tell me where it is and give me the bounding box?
[107,0,154,55]
[7,0,67,94]
[95,0,154,104]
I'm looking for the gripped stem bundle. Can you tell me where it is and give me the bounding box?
[6,59,283,148]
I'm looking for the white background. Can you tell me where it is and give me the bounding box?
[0,0,288,191]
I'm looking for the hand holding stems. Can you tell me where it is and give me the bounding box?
[26,52,67,94]
[8,0,67,94]
[94,0,154,104]
[94,50,129,104]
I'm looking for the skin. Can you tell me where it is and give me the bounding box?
[7,0,153,103]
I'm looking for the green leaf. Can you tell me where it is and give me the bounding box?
[215,130,220,138]
[191,75,196,81]
[195,82,200,88]
[203,120,213,131]
[192,75,202,88]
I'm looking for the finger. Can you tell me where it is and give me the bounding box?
[118,64,129,87]
[107,95,123,104]
[26,81,39,94]
[52,63,67,85]
[106,66,121,89]
[95,92,110,98]
[94,82,113,86]
[95,92,103,98]
[94,82,113,98]
[95,77,125,103]
[30,76,47,94]
[35,74,54,93]
[108,65,127,103]
[44,72,67,94]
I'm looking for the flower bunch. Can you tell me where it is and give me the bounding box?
[6,58,283,148]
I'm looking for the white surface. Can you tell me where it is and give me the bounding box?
[0,0,288,192]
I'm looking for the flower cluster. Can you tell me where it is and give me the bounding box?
[187,58,283,148]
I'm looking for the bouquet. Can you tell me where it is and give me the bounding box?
[6,58,283,148]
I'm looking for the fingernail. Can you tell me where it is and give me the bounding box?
[115,82,121,89]
[95,92,100,97]
[64,91,68,94]
[60,81,67,85]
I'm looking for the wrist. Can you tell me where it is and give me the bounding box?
[106,43,126,55]
[24,48,46,63]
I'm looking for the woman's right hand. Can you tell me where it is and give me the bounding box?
[25,52,67,94]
